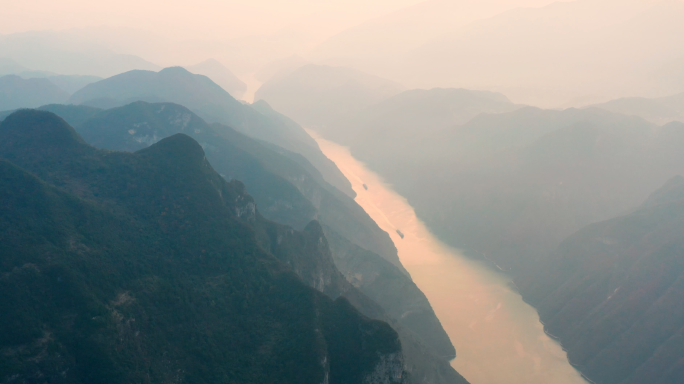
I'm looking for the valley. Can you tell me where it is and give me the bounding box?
[314,133,588,384]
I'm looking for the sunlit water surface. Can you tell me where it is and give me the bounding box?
[313,133,588,384]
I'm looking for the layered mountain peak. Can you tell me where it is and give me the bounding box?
[65,67,356,198]
[184,59,247,99]
[137,133,208,169]
[69,67,237,108]
[0,110,91,164]
[158,66,192,76]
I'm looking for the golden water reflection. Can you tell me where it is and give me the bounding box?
[313,133,588,384]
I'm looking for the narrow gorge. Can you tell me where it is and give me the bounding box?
[314,133,589,384]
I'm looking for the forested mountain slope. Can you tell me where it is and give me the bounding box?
[0,110,406,384]
[25,103,466,383]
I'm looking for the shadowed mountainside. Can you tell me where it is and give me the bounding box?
[35,102,465,383]
[0,109,408,384]
[520,175,684,384]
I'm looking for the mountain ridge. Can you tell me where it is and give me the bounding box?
[68,66,356,197]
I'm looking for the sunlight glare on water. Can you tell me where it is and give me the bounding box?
[312,132,588,384]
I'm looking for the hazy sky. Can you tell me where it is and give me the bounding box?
[2,0,678,107]
[0,0,426,41]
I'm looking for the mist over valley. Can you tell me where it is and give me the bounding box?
[1,1,684,384]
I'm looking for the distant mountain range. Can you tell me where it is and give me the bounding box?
[320,87,521,148]
[0,57,103,96]
[0,31,160,77]
[184,58,247,99]
[310,0,555,75]
[589,91,684,125]
[68,66,356,198]
[255,64,405,127]
[521,174,684,384]
[310,0,684,108]
[0,75,69,110]
[320,88,684,282]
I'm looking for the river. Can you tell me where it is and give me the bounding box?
[313,133,588,384]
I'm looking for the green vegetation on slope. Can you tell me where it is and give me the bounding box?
[0,109,406,384]
[42,101,464,383]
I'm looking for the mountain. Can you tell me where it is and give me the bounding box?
[336,106,684,278]
[322,226,456,360]
[38,104,103,127]
[185,58,247,99]
[0,58,103,94]
[520,175,684,384]
[40,101,464,380]
[0,31,160,77]
[320,87,522,154]
[0,109,408,384]
[68,66,355,197]
[0,75,69,110]
[0,57,29,75]
[255,64,405,127]
[590,92,684,125]
[254,54,310,83]
[312,0,684,107]
[37,74,102,94]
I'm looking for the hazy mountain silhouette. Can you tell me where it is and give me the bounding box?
[0,109,409,384]
[254,54,310,83]
[0,31,160,77]
[68,66,355,197]
[310,0,684,108]
[339,106,684,278]
[521,175,684,384]
[0,75,69,110]
[590,91,684,125]
[310,0,555,79]
[0,58,103,93]
[33,74,101,94]
[255,64,405,127]
[404,0,684,107]
[0,57,29,75]
[321,87,521,149]
[185,58,247,99]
